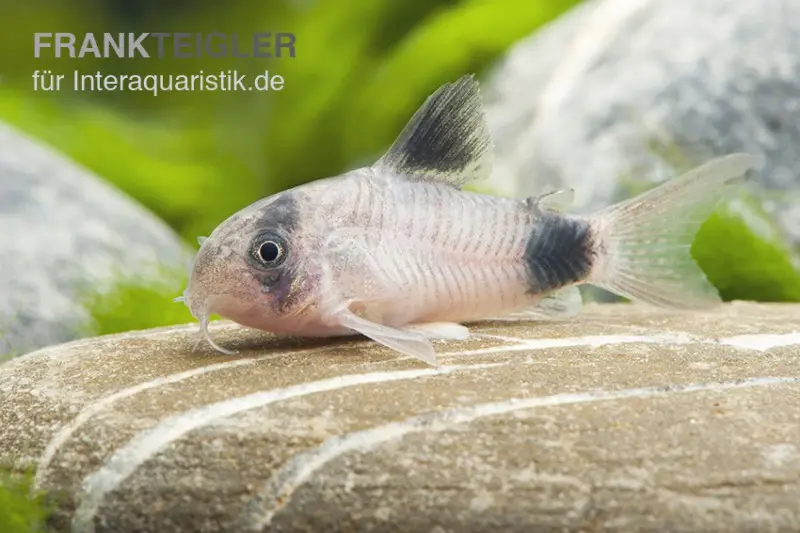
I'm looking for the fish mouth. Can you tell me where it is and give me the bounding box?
[175,289,237,355]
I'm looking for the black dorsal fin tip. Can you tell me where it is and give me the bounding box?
[374,74,494,189]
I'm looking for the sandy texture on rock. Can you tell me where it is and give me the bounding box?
[1,302,799,532]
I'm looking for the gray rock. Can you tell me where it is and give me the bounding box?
[483,0,800,246]
[1,302,799,532]
[0,121,192,359]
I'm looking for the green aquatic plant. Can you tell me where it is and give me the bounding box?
[693,195,800,302]
[84,278,195,336]
[77,264,194,336]
[0,468,53,533]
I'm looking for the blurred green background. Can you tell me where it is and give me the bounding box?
[2,0,799,345]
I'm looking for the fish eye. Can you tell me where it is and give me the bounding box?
[250,233,287,268]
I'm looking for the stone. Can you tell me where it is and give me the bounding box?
[0,121,193,360]
[1,302,799,532]
[483,0,800,247]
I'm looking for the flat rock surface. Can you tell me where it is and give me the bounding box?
[0,121,191,359]
[1,302,799,533]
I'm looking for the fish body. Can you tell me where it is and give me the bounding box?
[181,75,760,365]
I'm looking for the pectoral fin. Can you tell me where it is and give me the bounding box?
[373,74,493,188]
[334,309,438,366]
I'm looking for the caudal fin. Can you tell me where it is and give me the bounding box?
[586,153,761,309]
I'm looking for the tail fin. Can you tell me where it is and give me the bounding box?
[586,153,761,309]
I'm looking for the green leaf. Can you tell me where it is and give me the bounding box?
[693,195,800,302]
[0,468,53,533]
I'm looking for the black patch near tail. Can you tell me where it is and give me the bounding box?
[523,213,595,294]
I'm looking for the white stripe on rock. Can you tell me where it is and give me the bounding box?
[32,347,330,490]
[65,330,800,532]
[233,375,800,531]
[69,361,504,533]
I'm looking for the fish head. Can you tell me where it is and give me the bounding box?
[182,190,320,346]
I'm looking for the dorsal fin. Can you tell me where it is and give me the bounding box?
[373,74,494,189]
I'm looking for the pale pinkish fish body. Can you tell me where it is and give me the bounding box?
[178,75,760,365]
